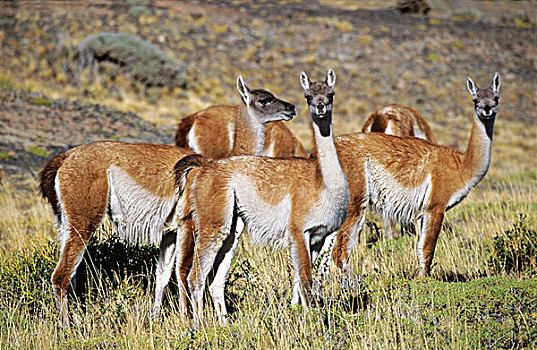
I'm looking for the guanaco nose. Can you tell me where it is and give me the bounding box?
[287,103,296,115]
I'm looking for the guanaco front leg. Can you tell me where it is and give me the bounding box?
[289,223,312,307]
[416,208,445,277]
[152,230,177,317]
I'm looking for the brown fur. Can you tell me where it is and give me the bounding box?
[41,141,193,327]
[179,70,348,326]
[41,75,299,326]
[362,104,436,143]
[332,74,500,277]
[332,124,490,275]
[185,146,337,322]
[174,105,308,159]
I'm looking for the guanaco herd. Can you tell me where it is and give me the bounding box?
[38,69,501,328]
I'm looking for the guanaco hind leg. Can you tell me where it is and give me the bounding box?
[52,174,108,327]
[51,229,90,328]
[207,217,243,325]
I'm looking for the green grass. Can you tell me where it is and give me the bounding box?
[0,176,535,349]
[0,74,19,91]
[32,96,52,107]
[25,146,51,158]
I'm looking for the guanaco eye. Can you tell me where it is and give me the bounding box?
[258,98,272,106]
[472,99,478,104]
[305,95,312,103]
[327,92,334,100]
[494,96,499,103]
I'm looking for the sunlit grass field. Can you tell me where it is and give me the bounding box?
[0,159,535,348]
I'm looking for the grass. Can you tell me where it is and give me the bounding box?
[0,73,19,91]
[0,168,535,348]
[25,146,51,158]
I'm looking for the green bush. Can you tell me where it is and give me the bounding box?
[25,145,51,158]
[78,32,186,89]
[31,96,52,107]
[489,214,537,276]
[0,241,57,314]
[0,236,159,317]
[79,236,159,291]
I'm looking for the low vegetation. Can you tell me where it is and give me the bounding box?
[0,0,535,348]
[489,214,537,277]
[78,32,186,89]
[0,174,535,348]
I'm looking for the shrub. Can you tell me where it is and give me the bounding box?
[0,234,160,318]
[77,32,186,89]
[31,96,52,107]
[79,236,159,291]
[0,241,57,315]
[489,214,537,276]
[396,0,431,15]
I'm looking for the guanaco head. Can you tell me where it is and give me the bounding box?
[300,68,335,118]
[300,68,336,136]
[466,72,500,120]
[236,74,296,123]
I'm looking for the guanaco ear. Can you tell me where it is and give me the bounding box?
[237,74,251,105]
[300,71,310,92]
[466,76,478,100]
[491,72,501,97]
[326,68,336,89]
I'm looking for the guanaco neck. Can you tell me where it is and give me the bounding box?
[231,103,265,156]
[461,113,495,190]
[311,113,347,193]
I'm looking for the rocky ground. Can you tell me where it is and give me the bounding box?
[0,0,535,180]
[0,89,171,178]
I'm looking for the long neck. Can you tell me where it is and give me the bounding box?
[461,113,495,189]
[311,114,347,192]
[230,103,265,156]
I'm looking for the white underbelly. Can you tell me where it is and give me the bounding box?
[366,159,432,225]
[232,175,291,249]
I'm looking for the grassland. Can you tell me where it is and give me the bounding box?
[0,175,535,349]
[0,1,536,349]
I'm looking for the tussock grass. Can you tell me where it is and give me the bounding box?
[0,173,535,348]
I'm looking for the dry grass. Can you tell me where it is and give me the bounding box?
[0,161,535,348]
